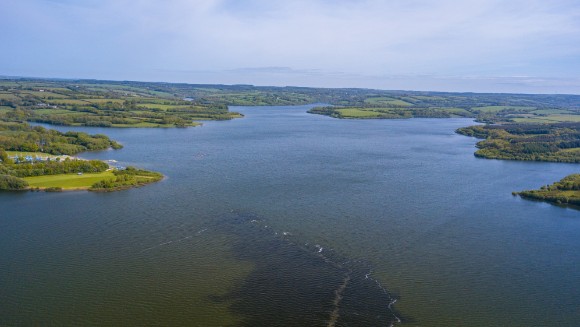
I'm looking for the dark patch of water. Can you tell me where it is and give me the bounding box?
[211,211,400,327]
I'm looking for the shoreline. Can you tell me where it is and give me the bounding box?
[23,171,165,193]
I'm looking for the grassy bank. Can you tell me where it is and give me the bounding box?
[22,167,163,192]
[24,171,115,190]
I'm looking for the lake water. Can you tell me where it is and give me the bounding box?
[1,105,579,326]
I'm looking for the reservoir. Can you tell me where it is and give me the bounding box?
[1,105,579,326]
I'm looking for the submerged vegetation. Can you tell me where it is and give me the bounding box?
[515,174,580,207]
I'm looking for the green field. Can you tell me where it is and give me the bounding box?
[22,91,68,98]
[439,107,472,116]
[337,108,385,118]
[531,109,574,115]
[24,171,115,189]
[33,108,79,115]
[0,93,20,101]
[0,80,246,128]
[46,99,90,105]
[83,99,126,104]
[138,103,182,110]
[364,97,412,106]
[310,106,471,119]
[513,114,580,123]
[472,106,536,112]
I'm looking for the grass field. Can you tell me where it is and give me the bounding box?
[440,107,472,116]
[0,93,20,101]
[22,91,68,99]
[24,171,115,189]
[43,88,73,93]
[472,106,536,112]
[513,114,580,123]
[83,98,126,104]
[364,97,412,106]
[409,95,447,101]
[45,99,90,105]
[33,108,79,115]
[133,98,173,104]
[137,103,180,110]
[531,109,574,115]
[337,108,384,118]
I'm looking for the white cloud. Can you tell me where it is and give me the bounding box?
[1,0,579,93]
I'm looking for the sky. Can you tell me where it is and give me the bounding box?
[2,0,580,94]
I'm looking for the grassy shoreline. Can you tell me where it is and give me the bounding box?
[21,168,163,192]
[23,171,115,190]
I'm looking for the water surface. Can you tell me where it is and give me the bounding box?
[1,105,579,326]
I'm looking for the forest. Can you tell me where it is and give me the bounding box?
[0,122,122,155]
[515,174,580,207]
[456,123,580,163]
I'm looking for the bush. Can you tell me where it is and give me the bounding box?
[0,174,29,190]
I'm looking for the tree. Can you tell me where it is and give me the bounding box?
[0,148,12,164]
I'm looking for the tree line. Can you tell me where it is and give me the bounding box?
[515,174,580,206]
[456,123,580,163]
[0,122,122,155]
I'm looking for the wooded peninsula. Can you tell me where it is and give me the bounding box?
[1,77,579,202]
[0,123,162,192]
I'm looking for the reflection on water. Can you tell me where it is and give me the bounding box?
[2,105,580,326]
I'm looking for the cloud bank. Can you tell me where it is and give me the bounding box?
[1,0,579,93]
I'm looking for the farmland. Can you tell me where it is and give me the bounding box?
[0,79,243,128]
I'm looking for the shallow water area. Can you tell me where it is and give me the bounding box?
[2,105,580,326]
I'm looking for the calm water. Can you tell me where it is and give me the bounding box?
[1,105,579,326]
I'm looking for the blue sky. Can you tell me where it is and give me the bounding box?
[2,0,580,93]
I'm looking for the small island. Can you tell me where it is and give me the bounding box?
[0,122,162,192]
[514,174,580,207]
